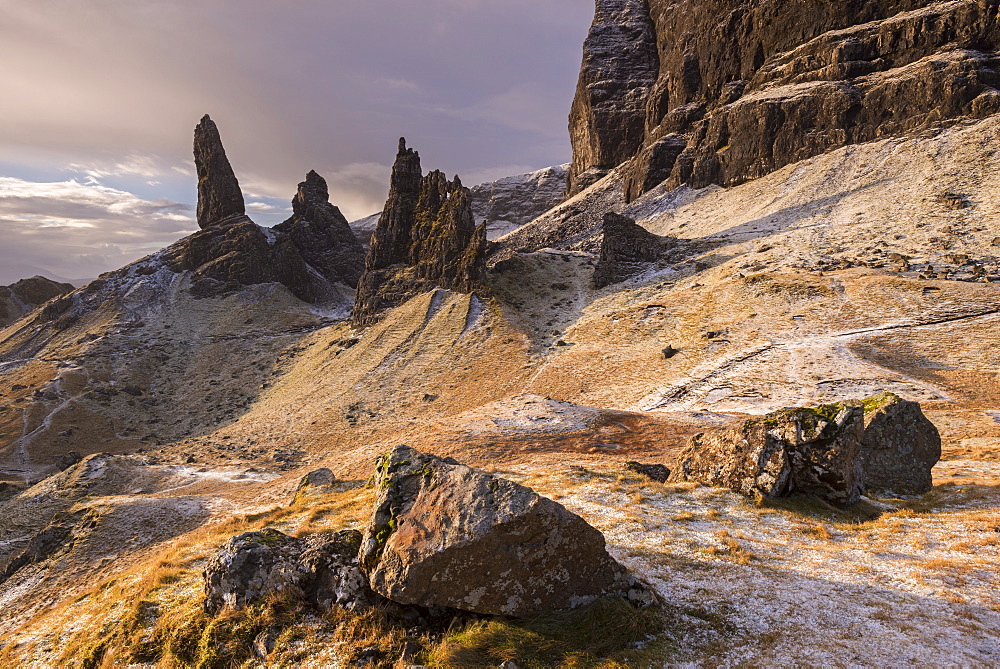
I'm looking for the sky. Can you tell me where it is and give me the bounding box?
[0,0,594,285]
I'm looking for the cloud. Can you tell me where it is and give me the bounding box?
[0,177,194,284]
[0,0,595,280]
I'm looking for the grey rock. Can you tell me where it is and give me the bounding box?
[194,114,246,229]
[568,0,659,196]
[274,170,367,288]
[470,165,570,240]
[669,401,866,505]
[624,461,670,483]
[359,445,643,617]
[860,393,941,494]
[203,528,378,615]
[297,467,336,490]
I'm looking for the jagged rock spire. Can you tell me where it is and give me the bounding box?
[194,115,246,229]
[274,170,366,288]
[353,138,487,326]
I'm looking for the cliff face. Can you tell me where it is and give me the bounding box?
[569,0,1000,200]
[353,139,487,326]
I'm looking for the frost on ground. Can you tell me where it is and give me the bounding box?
[502,462,1000,666]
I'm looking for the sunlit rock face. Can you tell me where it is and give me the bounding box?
[353,138,487,326]
[569,0,1000,200]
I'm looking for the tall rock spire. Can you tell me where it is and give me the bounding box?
[193,114,246,229]
[353,138,487,326]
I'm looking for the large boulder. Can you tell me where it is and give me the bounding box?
[669,402,866,505]
[359,445,643,617]
[860,393,941,494]
[203,528,378,614]
[593,212,678,288]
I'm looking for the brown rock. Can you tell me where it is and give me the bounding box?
[569,0,1000,200]
[274,171,366,288]
[359,445,643,617]
[568,0,659,195]
[0,276,75,328]
[860,393,940,494]
[194,114,246,229]
[669,402,866,505]
[353,139,487,326]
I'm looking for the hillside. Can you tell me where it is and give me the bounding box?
[0,1,999,665]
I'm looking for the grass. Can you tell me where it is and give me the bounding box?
[427,597,666,668]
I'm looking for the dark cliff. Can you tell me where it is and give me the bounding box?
[569,0,1000,200]
[353,139,487,326]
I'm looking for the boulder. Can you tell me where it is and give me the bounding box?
[203,528,378,614]
[860,393,940,494]
[353,139,487,326]
[297,468,336,489]
[194,114,246,229]
[669,402,866,505]
[359,445,644,617]
[624,461,670,483]
[593,212,677,288]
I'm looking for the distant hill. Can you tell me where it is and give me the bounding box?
[0,276,74,329]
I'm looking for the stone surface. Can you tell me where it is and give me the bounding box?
[860,392,941,494]
[0,276,74,329]
[568,0,659,195]
[569,0,1000,200]
[470,164,569,240]
[274,171,366,288]
[624,461,670,483]
[203,528,377,614]
[194,114,246,229]
[167,128,364,303]
[593,212,677,288]
[297,467,336,489]
[359,445,641,617]
[353,139,487,326]
[669,402,867,505]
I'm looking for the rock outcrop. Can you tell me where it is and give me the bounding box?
[593,212,677,288]
[274,171,366,288]
[359,445,644,617]
[569,0,1000,200]
[203,528,378,615]
[353,139,487,326]
[860,393,941,494]
[669,402,867,505]
[166,119,364,304]
[470,164,569,239]
[568,0,659,195]
[194,114,246,229]
[0,276,74,328]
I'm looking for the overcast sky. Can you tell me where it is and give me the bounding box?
[0,0,594,284]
